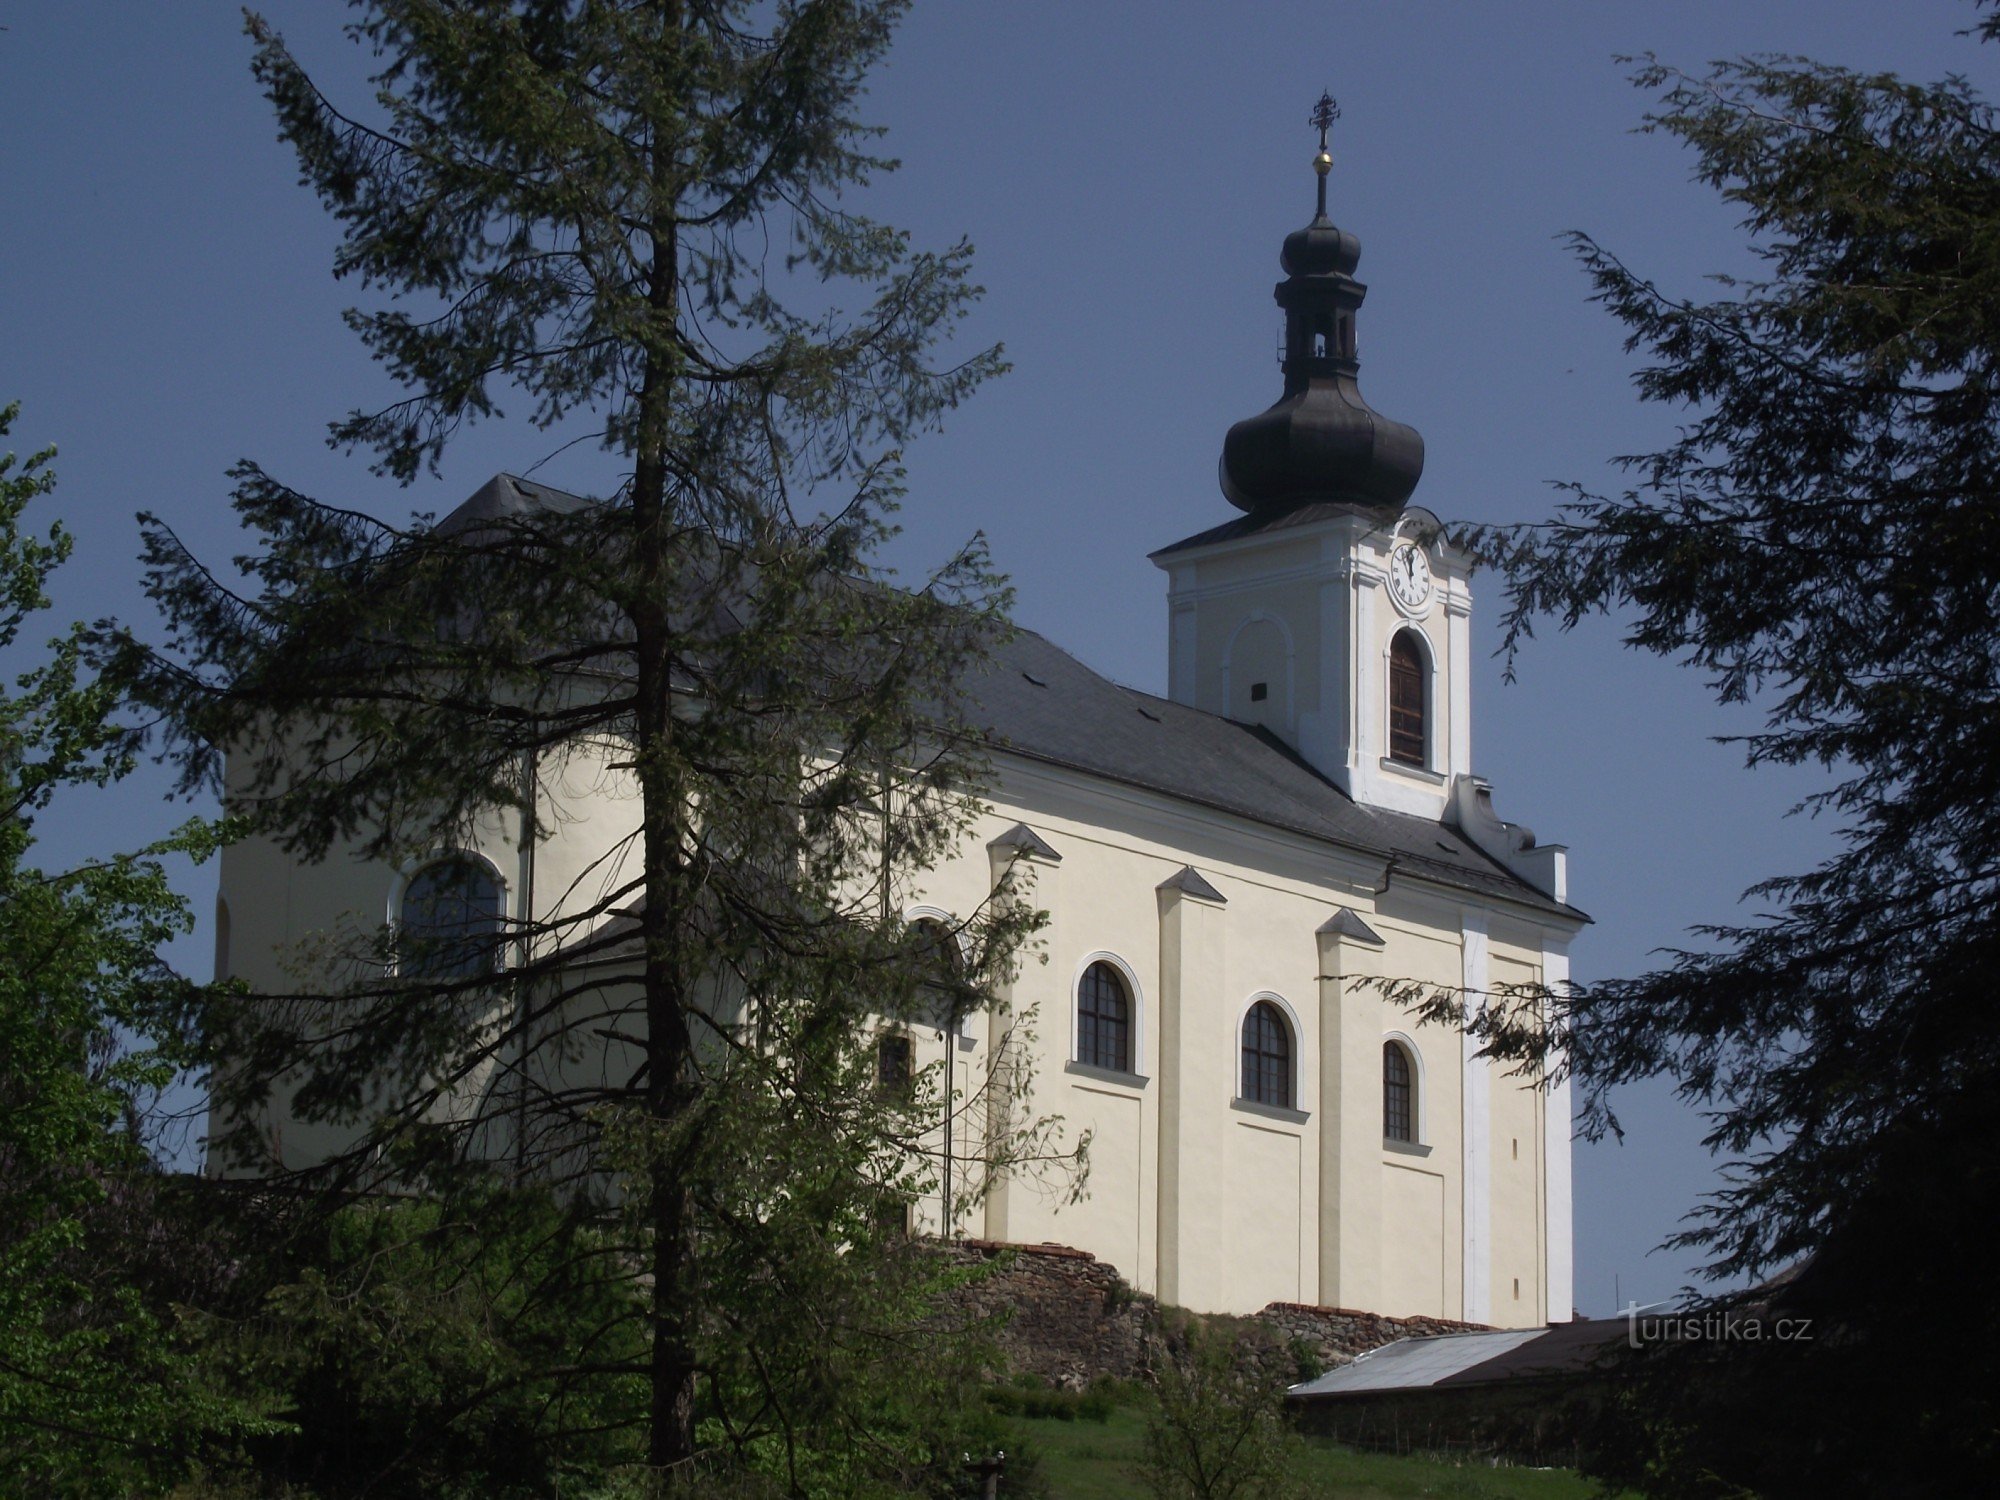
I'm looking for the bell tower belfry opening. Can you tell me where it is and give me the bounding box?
[1151,95,1472,822]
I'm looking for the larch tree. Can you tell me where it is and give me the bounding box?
[116,3,1064,1487]
[1439,10,2000,1492]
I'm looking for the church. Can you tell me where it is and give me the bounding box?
[214,109,1583,1329]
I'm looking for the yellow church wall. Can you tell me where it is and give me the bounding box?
[1380,1163,1448,1316]
[214,722,1571,1329]
[1364,904,1465,1320]
[213,736,646,1173]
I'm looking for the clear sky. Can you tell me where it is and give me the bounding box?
[4,1,1987,1317]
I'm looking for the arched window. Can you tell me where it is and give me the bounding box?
[1241,1000,1293,1108]
[1388,631,1428,768]
[912,917,963,981]
[399,855,502,980]
[1383,1040,1416,1142]
[1077,960,1132,1073]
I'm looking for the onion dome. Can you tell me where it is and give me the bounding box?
[1219,95,1424,516]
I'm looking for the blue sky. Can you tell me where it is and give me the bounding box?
[4,1,1987,1316]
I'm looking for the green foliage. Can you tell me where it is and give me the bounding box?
[1021,1399,1600,1500]
[114,2,1067,1489]
[196,1191,646,1499]
[1441,8,2000,1494]
[0,404,251,1493]
[982,1378,1117,1425]
[1284,1336,1324,1385]
[1138,1321,1297,1500]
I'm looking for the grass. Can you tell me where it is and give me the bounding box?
[1013,1402,1610,1500]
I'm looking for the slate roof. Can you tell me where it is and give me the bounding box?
[1149,498,1389,558]
[971,626,1579,919]
[437,476,1583,921]
[439,473,599,534]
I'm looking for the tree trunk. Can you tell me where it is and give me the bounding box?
[634,8,697,1466]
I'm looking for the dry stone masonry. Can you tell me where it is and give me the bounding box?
[941,1240,1487,1389]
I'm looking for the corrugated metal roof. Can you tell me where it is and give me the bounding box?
[1287,1329,1548,1396]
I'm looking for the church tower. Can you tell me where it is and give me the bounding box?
[1153,96,1474,825]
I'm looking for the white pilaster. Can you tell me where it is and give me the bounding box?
[1460,912,1492,1324]
[1446,592,1472,780]
[1168,591,1197,705]
[1542,939,1574,1322]
[1353,569,1381,773]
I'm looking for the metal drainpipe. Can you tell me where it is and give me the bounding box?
[941,993,959,1236]
[514,738,539,1181]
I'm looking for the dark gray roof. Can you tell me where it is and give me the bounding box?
[1150,499,1389,558]
[973,627,1581,919]
[988,823,1063,863]
[1157,866,1227,904]
[437,476,1582,921]
[439,473,599,534]
[1318,908,1387,945]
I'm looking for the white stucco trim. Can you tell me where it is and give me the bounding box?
[1543,939,1575,1321]
[1235,991,1306,1110]
[1461,912,1493,1325]
[1071,949,1146,1078]
[902,902,970,961]
[1381,1029,1429,1145]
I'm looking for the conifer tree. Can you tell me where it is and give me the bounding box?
[118,4,1060,1484]
[1441,11,2000,1489]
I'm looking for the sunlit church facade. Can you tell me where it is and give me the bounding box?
[216,124,1583,1327]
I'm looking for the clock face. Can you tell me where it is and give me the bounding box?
[1389,543,1433,610]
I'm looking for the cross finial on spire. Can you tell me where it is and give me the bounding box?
[1310,92,1339,218]
[1311,91,1340,143]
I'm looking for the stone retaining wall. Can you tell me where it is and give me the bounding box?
[940,1240,1160,1386]
[938,1240,1488,1389]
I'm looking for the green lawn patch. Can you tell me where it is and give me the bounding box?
[1012,1402,1610,1500]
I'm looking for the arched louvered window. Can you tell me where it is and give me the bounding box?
[1077,961,1132,1074]
[1384,1040,1416,1142]
[1241,1000,1293,1108]
[399,856,502,980]
[1389,631,1428,768]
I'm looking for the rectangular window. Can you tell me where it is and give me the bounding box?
[876,1034,912,1093]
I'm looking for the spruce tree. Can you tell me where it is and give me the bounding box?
[118,3,1057,1484]
[1443,12,2000,1489]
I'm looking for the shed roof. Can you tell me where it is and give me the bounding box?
[1287,1318,1629,1400]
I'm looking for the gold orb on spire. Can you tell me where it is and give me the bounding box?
[1314,147,1334,176]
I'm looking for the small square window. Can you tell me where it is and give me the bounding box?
[1250,682,1268,702]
